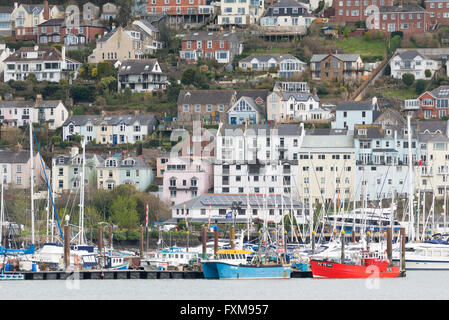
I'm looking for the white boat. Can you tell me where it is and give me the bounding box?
[325,206,408,233]
[141,246,202,270]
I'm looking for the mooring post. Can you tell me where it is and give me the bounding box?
[202,226,207,260]
[230,225,235,250]
[400,227,406,273]
[109,225,113,250]
[387,227,392,265]
[214,228,219,258]
[64,225,70,270]
[140,225,144,258]
[311,231,315,255]
[341,231,345,264]
[89,225,92,245]
[98,226,103,267]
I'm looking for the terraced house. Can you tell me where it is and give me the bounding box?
[310,53,364,82]
[218,0,264,26]
[52,147,103,193]
[176,89,268,128]
[62,114,158,144]
[0,149,46,189]
[0,99,68,130]
[97,153,154,192]
[425,0,449,25]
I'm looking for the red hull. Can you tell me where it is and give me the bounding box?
[310,259,401,279]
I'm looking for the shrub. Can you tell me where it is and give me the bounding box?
[425,69,432,78]
[402,73,415,86]
[364,31,373,41]
[415,79,427,94]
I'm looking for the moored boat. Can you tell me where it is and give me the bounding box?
[215,262,291,280]
[310,250,400,279]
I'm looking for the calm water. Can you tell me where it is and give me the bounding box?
[0,271,448,300]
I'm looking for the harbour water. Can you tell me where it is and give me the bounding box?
[0,271,448,300]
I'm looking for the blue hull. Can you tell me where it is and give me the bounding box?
[215,263,291,280]
[201,262,219,279]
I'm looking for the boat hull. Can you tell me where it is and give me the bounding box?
[392,258,449,270]
[215,263,291,280]
[310,260,400,279]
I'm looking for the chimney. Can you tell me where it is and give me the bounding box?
[43,0,49,20]
[34,45,38,51]
[61,46,66,69]
[372,96,377,110]
[313,87,317,96]
[71,147,79,158]
[14,2,18,10]
[36,94,43,102]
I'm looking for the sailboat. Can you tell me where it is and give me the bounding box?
[30,135,97,270]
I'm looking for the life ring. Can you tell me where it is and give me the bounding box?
[260,240,266,247]
[278,240,284,246]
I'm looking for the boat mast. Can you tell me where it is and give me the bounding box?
[407,113,415,241]
[46,177,49,243]
[51,172,55,243]
[29,121,35,245]
[0,174,4,247]
[79,137,86,245]
[445,163,447,234]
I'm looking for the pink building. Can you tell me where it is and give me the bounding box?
[162,156,213,206]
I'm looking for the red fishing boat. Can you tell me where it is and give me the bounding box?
[310,250,401,279]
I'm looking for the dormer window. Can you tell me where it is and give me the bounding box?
[358,129,367,135]
[386,129,392,135]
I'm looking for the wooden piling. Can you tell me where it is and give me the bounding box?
[366,231,370,251]
[64,225,70,270]
[109,225,113,249]
[202,226,207,259]
[400,227,406,272]
[341,231,345,263]
[311,231,315,254]
[230,226,235,250]
[214,228,219,258]
[98,226,103,267]
[140,226,144,257]
[387,228,392,265]
[89,225,92,245]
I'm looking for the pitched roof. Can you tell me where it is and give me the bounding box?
[64,114,158,127]
[397,50,423,60]
[240,53,302,63]
[430,86,449,98]
[118,59,162,75]
[379,5,428,13]
[178,90,235,106]
[219,123,303,136]
[0,100,63,109]
[0,150,31,164]
[37,18,65,27]
[0,6,13,13]
[181,31,240,42]
[3,46,81,64]
[279,92,319,102]
[172,193,303,209]
[310,53,361,63]
[336,101,374,111]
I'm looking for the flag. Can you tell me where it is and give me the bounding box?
[145,202,149,228]
[226,211,233,219]
[419,159,422,166]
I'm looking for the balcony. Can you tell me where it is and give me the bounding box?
[403,99,420,111]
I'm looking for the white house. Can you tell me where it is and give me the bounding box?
[267,90,331,123]
[0,99,68,129]
[217,0,265,26]
[390,50,440,80]
[333,99,381,131]
[227,96,265,125]
[238,53,306,78]
[3,45,81,83]
[117,59,167,93]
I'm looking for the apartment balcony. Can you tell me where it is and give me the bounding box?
[403,99,420,111]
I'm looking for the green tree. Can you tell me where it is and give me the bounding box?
[402,73,415,86]
[415,79,427,94]
[425,69,432,78]
[181,68,196,86]
[110,195,139,229]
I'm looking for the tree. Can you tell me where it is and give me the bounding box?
[110,195,139,229]
[415,79,427,94]
[384,63,391,76]
[425,69,432,78]
[402,73,415,86]
[181,68,196,86]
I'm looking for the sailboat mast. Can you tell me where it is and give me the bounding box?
[407,113,415,241]
[79,137,86,245]
[0,175,4,246]
[29,121,35,245]
[46,180,49,243]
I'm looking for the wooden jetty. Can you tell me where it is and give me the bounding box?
[5,270,314,280]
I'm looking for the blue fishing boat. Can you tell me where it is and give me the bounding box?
[201,249,253,279]
[105,255,129,270]
[215,263,291,280]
